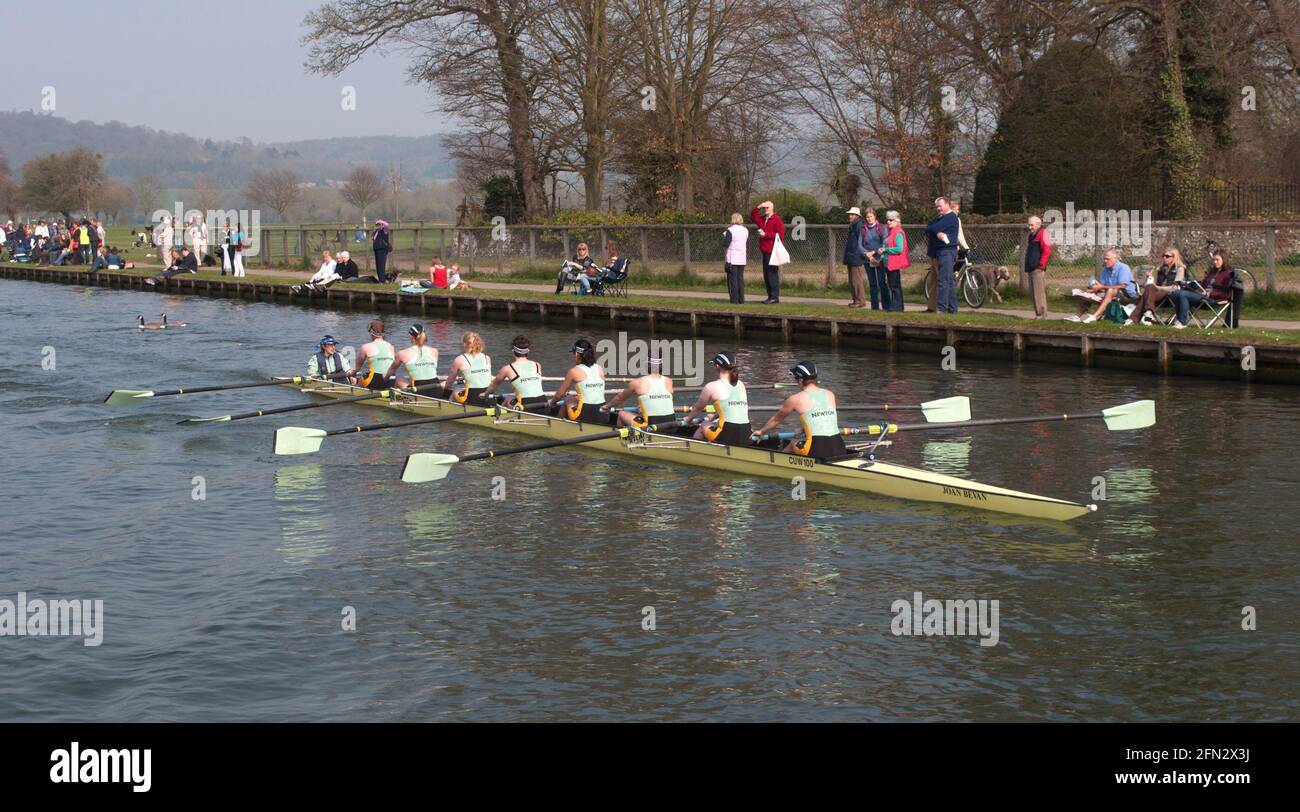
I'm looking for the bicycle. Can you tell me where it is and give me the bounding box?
[923,248,988,308]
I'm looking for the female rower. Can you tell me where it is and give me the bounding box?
[605,355,676,428]
[387,323,440,394]
[682,352,751,444]
[752,361,846,459]
[487,334,549,413]
[549,338,610,424]
[441,331,493,405]
[354,319,396,391]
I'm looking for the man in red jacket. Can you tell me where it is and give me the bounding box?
[750,200,786,304]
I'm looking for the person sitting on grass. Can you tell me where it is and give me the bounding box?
[91,245,111,272]
[1167,250,1235,330]
[1127,248,1187,325]
[105,246,131,269]
[293,250,344,294]
[1067,249,1136,323]
[447,263,470,290]
[146,248,199,285]
[419,257,449,289]
[333,250,384,284]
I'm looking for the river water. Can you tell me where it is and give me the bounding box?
[1,280,1296,721]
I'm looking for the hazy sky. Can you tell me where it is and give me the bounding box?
[0,0,443,144]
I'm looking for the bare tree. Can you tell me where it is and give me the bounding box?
[386,161,405,223]
[191,173,224,213]
[340,164,386,224]
[132,174,162,220]
[303,0,550,218]
[243,169,303,222]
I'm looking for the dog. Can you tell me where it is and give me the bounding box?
[976,264,1012,303]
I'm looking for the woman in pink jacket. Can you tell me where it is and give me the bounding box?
[872,210,909,312]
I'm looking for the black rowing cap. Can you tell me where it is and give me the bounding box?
[712,352,736,368]
[790,361,818,380]
[408,322,425,337]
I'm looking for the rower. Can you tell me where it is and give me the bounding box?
[441,331,493,405]
[487,334,549,413]
[752,361,847,459]
[307,335,353,381]
[355,319,396,391]
[550,338,609,424]
[387,323,440,395]
[605,354,675,428]
[682,352,751,444]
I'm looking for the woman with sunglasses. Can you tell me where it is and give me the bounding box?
[1128,248,1187,325]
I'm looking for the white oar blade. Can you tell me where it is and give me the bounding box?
[274,427,328,456]
[401,453,461,483]
[104,389,154,405]
[1101,399,1156,431]
[178,415,233,425]
[920,396,971,423]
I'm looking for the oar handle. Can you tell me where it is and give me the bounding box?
[327,408,491,436]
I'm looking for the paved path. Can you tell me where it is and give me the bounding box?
[233,266,1300,332]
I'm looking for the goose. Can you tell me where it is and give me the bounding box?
[162,314,188,328]
[137,315,166,330]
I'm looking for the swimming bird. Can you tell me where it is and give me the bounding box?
[137,315,166,330]
[162,314,188,328]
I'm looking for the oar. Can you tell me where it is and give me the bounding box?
[179,390,391,425]
[105,371,350,405]
[274,408,495,455]
[837,399,1156,437]
[401,417,685,483]
[741,396,970,422]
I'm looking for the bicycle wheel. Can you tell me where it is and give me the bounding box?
[962,270,988,308]
[1237,268,1258,295]
[924,270,937,303]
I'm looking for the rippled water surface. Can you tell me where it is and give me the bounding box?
[1,281,1297,721]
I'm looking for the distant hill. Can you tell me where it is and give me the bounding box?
[0,111,455,187]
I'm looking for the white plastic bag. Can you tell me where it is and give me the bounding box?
[769,234,791,266]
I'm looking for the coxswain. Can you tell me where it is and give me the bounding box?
[306,335,353,382]
[550,338,610,424]
[441,331,493,405]
[751,361,846,459]
[682,352,751,444]
[388,323,440,394]
[354,319,396,391]
[487,334,549,413]
[605,354,675,428]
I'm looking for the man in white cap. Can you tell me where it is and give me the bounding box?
[843,207,867,308]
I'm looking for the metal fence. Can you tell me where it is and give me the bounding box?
[978,182,1300,220]
[255,221,1300,291]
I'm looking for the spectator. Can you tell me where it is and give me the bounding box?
[1167,250,1234,329]
[925,197,960,313]
[221,221,233,274]
[372,219,392,282]
[93,219,105,248]
[105,246,130,269]
[873,210,909,311]
[555,242,597,294]
[188,215,209,262]
[1067,248,1137,323]
[146,247,199,284]
[293,250,343,294]
[723,213,748,304]
[447,263,470,290]
[76,219,93,264]
[843,207,868,308]
[583,242,627,295]
[91,245,110,272]
[334,250,383,283]
[48,234,73,266]
[750,200,786,303]
[231,222,246,277]
[861,208,889,311]
[1129,248,1186,325]
[419,257,450,289]
[1024,215,1053,319]
[156,216,174,264]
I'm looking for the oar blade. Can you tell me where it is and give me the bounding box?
[177,415,232,425]
[401,453,461,484]
[920,396,971,423]
[1101,399,1156,431]
[274,427,328,456]
[104,389,154,405]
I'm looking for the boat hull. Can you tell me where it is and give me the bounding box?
[286,379,1094,522]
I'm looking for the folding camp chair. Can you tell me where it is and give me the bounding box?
[590,257,629,297]
[1190,294,1233,329]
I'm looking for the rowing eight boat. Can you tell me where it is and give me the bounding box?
[283,378,1097,521]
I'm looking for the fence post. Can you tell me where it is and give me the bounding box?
[683,226,691,273]
[297,225,305,262]
[562,229,571,260]
[1266,222,1276,292]
[496,227,504,273]
[440,228,446,260]
[1017,227,1030,290]
[414,228,422,272]
[529,228,536,266]
[1094,239,1105,277]
[599,227,608,256]
[639,227,649,272]
[825,226,836,286]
